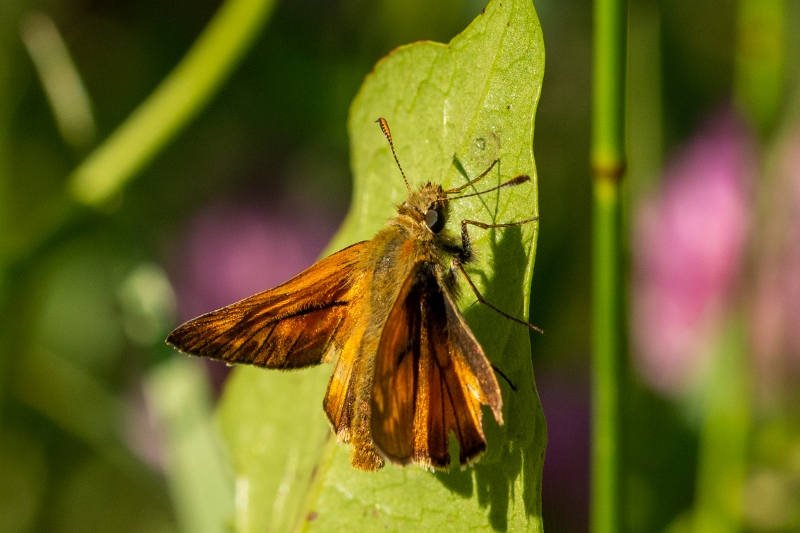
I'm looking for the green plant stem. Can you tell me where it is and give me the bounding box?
[692,316,750,532]
[69,0,277,207]
[591,0,627,531]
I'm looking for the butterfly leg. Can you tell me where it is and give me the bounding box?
[453,258,543,334]
[491,363,517,391]
[443,159,499,194]
[457,216,539,263]
[453,216,544,336]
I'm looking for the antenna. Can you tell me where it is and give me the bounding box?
[449,175,531,201]
[376,118,411,194]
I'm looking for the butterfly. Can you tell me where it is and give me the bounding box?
[167,118,540,471]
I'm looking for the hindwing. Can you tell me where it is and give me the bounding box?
[370,262,503,469]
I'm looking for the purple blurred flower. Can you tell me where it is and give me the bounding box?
[168,199,341,391]
[173,200,339,322]
[538,372,590,531]
[632,111,754,396]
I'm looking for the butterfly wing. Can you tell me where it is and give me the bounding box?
[167,241,368,369]
[370,262,503,469]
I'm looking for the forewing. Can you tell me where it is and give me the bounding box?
[371,263,503,469]
[369,267,421,462]
[167,241,367,369]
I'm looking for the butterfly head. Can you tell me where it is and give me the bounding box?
[399,182,450,236]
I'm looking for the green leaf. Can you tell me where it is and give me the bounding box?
[218,0,545,530]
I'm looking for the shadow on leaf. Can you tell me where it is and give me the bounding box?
[434,223,545,531]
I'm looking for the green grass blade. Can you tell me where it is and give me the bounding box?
[146,358,236,533]
[69,0,277,207]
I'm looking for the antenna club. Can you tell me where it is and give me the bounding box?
[376,117,392,142]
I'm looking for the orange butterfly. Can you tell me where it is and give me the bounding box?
[167,118,540,471]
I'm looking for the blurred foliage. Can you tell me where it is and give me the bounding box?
[1,0,800,531]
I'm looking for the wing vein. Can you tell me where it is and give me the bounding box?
[253,322,279,365]
[320,312,345,358]
[280,330,305,369]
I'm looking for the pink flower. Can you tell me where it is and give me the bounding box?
[167,198,341,392]
[172,201,339,322]
[632,111,753,396]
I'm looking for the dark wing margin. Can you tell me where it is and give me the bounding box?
[166,241,367,369]
[370,262,503,470]
[440,286,503,425]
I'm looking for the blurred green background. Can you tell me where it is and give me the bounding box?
[1,0,799,531]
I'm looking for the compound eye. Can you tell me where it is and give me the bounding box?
[424,207,446,233]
